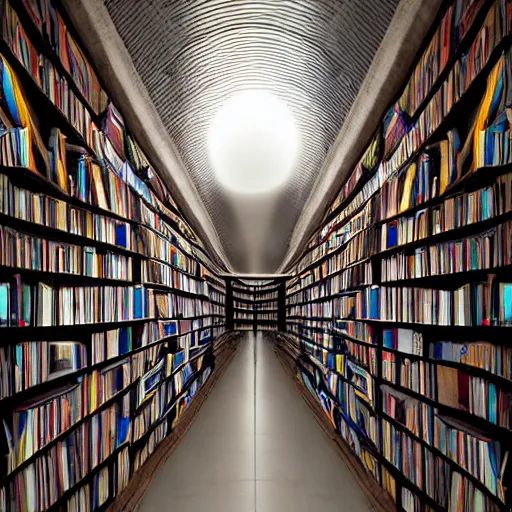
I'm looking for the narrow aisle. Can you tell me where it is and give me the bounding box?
[138,333,372,512]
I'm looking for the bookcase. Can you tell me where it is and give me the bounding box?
[283,1,512,511]
[227,278,286,332]
[0,1,229,510]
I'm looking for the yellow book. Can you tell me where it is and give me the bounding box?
[91,161,109,210]
[474,55,504,168]
[399,162,416,213]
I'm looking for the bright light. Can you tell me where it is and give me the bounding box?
[208,90,299,194]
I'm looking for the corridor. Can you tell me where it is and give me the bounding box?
[138,332,372,512]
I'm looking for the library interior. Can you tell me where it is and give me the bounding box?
[0,0,511,511]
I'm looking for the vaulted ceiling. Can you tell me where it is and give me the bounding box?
[100,0,400,273]
[66,0,441,274]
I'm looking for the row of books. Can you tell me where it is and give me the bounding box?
[0,335,222,508]
[154,292,217,319]
[210,303,225,317]
[287,261,372,305]
[233,302,255,311]
[142,260,208,295]
[335,278,512,327]
[133,421,167,473]
[0,280,152,327]
[0,319,220,401]
[383,3,509,189]
[382,353,436,398]
[14,0,107,114]
[382,386,510,503]
[232,290,278,301]
[323,129,381,225]
[208,288,226,304]
[138,227,200,277]
[384,353,512,429]
[92,323,166,365]
[134,355,209,441]
[287,298,334,319]
[395,0,456,119]
[234,312,253,321]
[296,221,374,275]
[254,301,279,310]
[380,171,512,257]
[301,200,374,269]
[429,340,512,380]
[332,320,377,345]
[52,447,127,512]
[381,219,512,282]
[132,383,167,443]
[0,224,133,281]
[3,359,131,471]
[257,313,278,321]
[0,173,136,252]
[7,401,129,512]
[139,200,188,253]
[0,132,215,284]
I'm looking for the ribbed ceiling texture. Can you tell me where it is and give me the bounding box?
[103,0,400,273]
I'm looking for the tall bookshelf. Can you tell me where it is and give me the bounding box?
[0,0,230,510]
[228,278,286,332]
[283,1,512,511]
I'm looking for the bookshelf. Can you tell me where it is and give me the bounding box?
[0,0,229,510]
[283,1,512,511]
[227,278,286,332]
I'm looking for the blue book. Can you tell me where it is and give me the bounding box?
[500,283,512,325]
[0,283,9,326]
[433,342,443,360]
[117,416,130,445]
[386,222,398,249]
[119,328,131,354]
[163,321,178,336]
[133,286,144,319]
[369,287,380,319]
[1,62,21,126]
[488,383,497,425]
[115,224,128,248]
[382,329,394,350]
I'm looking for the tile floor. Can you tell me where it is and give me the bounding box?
[138,332,372,512]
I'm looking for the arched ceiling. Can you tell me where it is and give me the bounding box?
[101,0,401,273]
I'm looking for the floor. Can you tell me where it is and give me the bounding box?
[138,332,372,512]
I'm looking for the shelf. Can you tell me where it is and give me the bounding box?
[131,363,212,452]
[378,378,512,442]
[0,383,136,485]
[0,337,174,409]
[0,212,142,259]
[287,315,334,321]
[143,282,209,299]
[376,207,512,262]
[0,165,138,226]
[145,256,204,281]
[46,443,130,512]
[288,259,371,298]
[0,318,154,340]
[347,318,512,334]
[380,411,511,512]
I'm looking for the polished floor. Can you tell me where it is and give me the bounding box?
[138,332,372,512]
